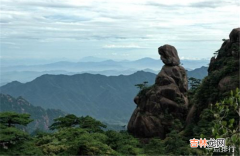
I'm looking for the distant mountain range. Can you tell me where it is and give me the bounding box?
[0,94,65,132]
[79,56,113,62]
[0,56,209,85]
[0,68,208,125]
[2,57,209,73]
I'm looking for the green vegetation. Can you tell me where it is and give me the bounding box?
[1,87,239,155]
[0,111,205,155]
[0,112,33,127]
[189,77,201,91]
[0,112,142,155]
[185,40,240,155]
[188,77,201,108]
[0,111,197,155]
[135,81,156,97]
[193,42,239,116]
[189,88,240,155]
[0,112,43,155]
[49,114,80,130]
[135,81,149,90]
[0,94,65,133]
[211,89,239,153]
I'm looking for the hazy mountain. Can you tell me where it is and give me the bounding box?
[187,66,208,80]
[1,60,124,72]
[0,65,208,125]
[0,94,65,132]
[78,56,109,62]
[0,71,156,125]
[1,57,209,73]
[0,66,208,87]
[0,69,141,85]
[0,70,76,86]
[1,57,209,85]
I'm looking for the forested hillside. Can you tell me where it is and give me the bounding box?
[0,94,65,132]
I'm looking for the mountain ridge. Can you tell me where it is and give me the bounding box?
[0,71,156,125]
[1,57,209,72]
[1,66,208,86]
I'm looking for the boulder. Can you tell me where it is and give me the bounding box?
[128,108,165,138]
[218,75,238,92]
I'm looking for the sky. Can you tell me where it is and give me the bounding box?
[0,0,239,63]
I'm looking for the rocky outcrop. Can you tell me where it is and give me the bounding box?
[208,28,239,92]
[128,45,188,139]
[187,28,240,123]
[218,76,235,92]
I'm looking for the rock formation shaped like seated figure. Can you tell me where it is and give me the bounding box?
[127,44,188,139]
[158,44,180,66]
[229,27,240,42]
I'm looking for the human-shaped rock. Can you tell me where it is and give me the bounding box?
[158,44,180,66]
[128,44,188,139]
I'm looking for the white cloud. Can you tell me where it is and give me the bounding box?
[0,0,239,60]
[103,44,145,49]
[180,56,209,60]
[0,42,17,45]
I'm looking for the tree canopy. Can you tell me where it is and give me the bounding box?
[0,112,33,127]
[1,87,239,155]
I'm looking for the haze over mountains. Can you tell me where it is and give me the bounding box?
[1,56,209,85]
[2,57,209,72]
[1,68,207,125]
[0,56,209,125]
[0,71,156,125]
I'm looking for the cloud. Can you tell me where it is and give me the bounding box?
[0,42,17,45]
[145,1,184,8]
[103,44,145,49]
[180,56,209,60]
[189,0,238,8]
[0,0,239,60]
[147,0,238,9]
[1,0,92,9]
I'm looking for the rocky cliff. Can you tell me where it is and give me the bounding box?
[186,28,239,123]
[209,28,239,92]
[127,45,188,139]
[198,28,239,106]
